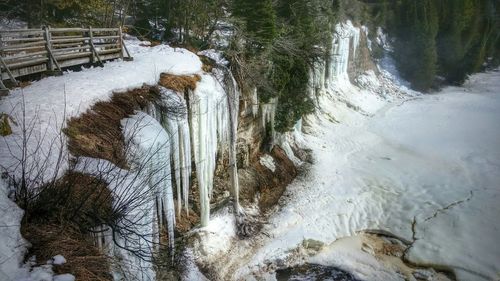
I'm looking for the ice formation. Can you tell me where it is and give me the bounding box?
[190,73,230,226]
[329,21,360,83]
[158,87,192,216]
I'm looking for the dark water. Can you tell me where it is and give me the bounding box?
[276,264,361,281]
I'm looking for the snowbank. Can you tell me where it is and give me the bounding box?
[0,179,27,280]
[0,37,203,182]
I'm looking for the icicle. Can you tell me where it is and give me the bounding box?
[329,21,361,84]
[121,112,176,253]
[215,65,242,214]
[190,74,230,226]
[159,87,192,216]
[261,97,277,143]
[251,88,259,117]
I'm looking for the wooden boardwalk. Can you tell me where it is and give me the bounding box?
[0,26,133,92]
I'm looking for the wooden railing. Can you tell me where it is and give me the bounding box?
[0,26,133,91]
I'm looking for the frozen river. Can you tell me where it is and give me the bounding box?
[212,70,500,281]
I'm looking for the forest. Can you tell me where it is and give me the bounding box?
[1,0,498,128]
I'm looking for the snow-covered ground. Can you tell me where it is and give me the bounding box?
[0,37,203,280]
[0,37,202,181]
[197,69,500,281]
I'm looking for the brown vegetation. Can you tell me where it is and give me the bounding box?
[159,73,201,93]
[64,86,160,167]
[0,113,13,136]
[22,172,115,281]
[22,223,112,281]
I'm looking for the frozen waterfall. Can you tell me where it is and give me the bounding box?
[158,87,192,216]
[191,73,231,226]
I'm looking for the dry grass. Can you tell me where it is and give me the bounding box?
[199,55,216,73]
[21,172,115,280]
[22,223,112,281]
[174,206,200,233]
[64,86,160,167]
[159,73,201,93]
[0,113,13,136]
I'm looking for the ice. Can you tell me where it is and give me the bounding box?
[232,70,500,280]
[191,19,500,281]
[158,87,192,216]
[75,112,177,281]
[190,73,230,226]
[329,21,360,84]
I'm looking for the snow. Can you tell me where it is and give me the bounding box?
[259,155,276,172]
[53,274,75,281]
[190,207,236,262]
[0,179,27,280]
[229,69,500,281]
[0,36,203,183]
[191,20,500,281]
[0,19,27,30]
[50,255,66,265]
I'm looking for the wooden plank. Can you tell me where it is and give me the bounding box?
[1,40,45,49]
[52,42,85,49]
[93,43,120,49]
[54,51,92,61]
[50,37,89,44]
[1,26,131,81]
[2,50,48,61]
[0,57,18,85]
[100,53,121,61]
[58,57,91,68]
[1,45,45,52]
[0,30,44,36]
[119,26,124,60]
[90,28,119,32]
[52,46,90,53]
[0,28,43,33]
[2,63,47,79]
[1,37,45,43]
[97,48,121,55]
[92,35,119,40]
[4,57,48,69]
[0,67,8,92]
[48,28,87,33]
[51,35,83,39]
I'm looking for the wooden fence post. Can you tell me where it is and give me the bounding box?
[88,26,103,66]
[118,27,124,60]
[44,26,61,75]
[44,26,53,71]
[120,26,133,61]
[89,27,95,64]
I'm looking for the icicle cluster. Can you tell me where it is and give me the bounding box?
[158,87,192,216]
[86,58,242,280]
[190,73,231,226]
[328,21,361,83]
[122,112,176,250]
